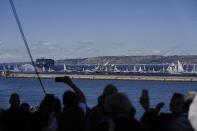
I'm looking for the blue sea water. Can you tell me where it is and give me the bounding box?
[0,78,197,118]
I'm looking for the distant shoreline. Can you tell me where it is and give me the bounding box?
[5,73,197,82]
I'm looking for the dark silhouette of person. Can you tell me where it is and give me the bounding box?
[0,93,24,131]
[140,91,194,131]
[47,97,62,131]
[104,92,146,131]
[33,94,55,131]
[86,84,118,131]
[57,76,86,131]
[19,102,34,131]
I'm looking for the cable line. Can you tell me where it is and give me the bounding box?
[9,0,46,95]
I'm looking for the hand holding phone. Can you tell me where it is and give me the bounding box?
[55,76,73,85]
[55,77,65,82]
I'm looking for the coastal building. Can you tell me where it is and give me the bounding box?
[36,58,55,71]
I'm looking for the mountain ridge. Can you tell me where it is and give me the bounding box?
[56,55,197,64]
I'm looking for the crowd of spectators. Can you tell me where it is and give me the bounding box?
[0,76,196,131]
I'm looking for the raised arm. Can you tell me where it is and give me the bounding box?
[62,76,86,103]
[140,89,150,111]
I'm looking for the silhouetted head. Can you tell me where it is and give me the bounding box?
[102,84,118,97]
[9,93,20,109]
[104,92,135,118]
[63,90,76,108]
[170,93,184,115]
[53,97,61,113]
[98,84,118,106]
[39,94,55,111]
[20,102,30,112]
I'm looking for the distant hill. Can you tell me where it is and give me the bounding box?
[1,55,197,65]
[56,55,197,65]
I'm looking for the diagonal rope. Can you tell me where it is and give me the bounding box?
[9,0,46,95]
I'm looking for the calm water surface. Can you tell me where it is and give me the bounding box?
[0,78,197,118]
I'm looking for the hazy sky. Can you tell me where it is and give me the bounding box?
[0,0,197,62]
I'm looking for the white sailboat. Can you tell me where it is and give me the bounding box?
[133,65,137,72]
[138,66,143,72]
[167,63,175,73]
[152,67,156,73]
[114,66,121,72]
[192,64,197,73]
[177,61,184,73]
[3,65,6,71]
[162,64,165,72]
[48,67,54,72]
[63,64,72,72]
[103,62,109,66]
[143,65,146,71]
[42,66,46,72]
[167,61,184,74]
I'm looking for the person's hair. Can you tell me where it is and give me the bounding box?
[63,90,77,107]
[53,98,61,112]
[104,92,134,117]
[170,93,184,114]
[39,94,55,111]
[102,84,118,97]
[173,93,184,98]
[9,93,20,108]
[98,84,118,106]
[20,102,30,112]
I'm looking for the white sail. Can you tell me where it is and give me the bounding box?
[162,65,165,72]
[63,64,71,72]
[13,65,20,72]
[152,67,155,72]
[167,61,184,73]
[133,65,137,72]
[63,64,67,71]
[48,67,54,72]
[105,66,108,72]
[167,63,174,73]
[125,67,129,72]
[8,65,11,69]
[42,66,45,72]
[3,65,6,70]
[143,65,146,71]
[95,66,100,71]
[138,66,143,72]
[48,67,51,72]
[177,61,184,72]
[114,66,121,72]
[103,62,109,66]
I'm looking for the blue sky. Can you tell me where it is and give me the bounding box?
[0,0,197,62]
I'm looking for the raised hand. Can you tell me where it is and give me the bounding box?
[63,76,74,86]
[140,89,150,111]
[155,102,165,113]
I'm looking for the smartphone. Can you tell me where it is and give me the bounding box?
[55,77,64,82]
